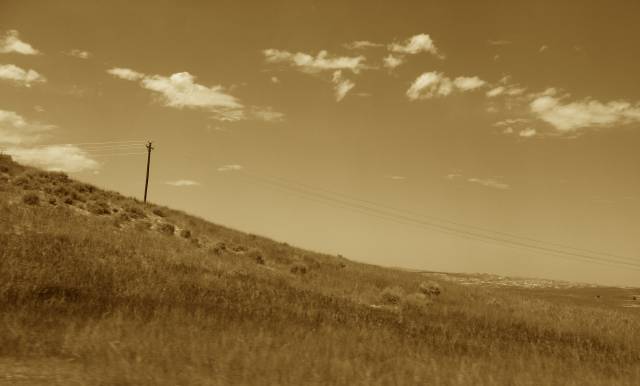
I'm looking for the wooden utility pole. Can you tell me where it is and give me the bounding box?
[144,141,154,203]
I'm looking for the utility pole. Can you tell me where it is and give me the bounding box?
[144,141,154,203]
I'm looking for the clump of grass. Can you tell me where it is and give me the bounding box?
[152,208,166,217]
[211,241,227,256]
[158,223,175,236]
[290,262,308,275]
[380,286,405,305]
[124,204,146,219]
[87,200,110,215]
[22,192,40,205]
[419,280,442,297]
[248,248,265,265]
[180,229,191,239]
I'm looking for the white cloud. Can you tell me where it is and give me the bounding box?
[502,127,514,134]
[452,76,486,91]
[0,109,54,145]
[382,54,403,69]
[141,72,241,110]
[493,118,529,127]
[270,76,279,83]
[332,71,355,102]
[530,94,640,132]
[5,145,99,173]
[539,45,548,53]
[0,64,46,86]
[250,106,285,122]
[445,173,463,180]
[0,30,39,55]
[486,86,505,98]
[389,34,441,57]
[66,49,91,59]
[467,177,510,190]
[344,40,383,49]
[407,72,486,100]
[108,68,281,122]
[518,128,537,137]
[263,49,366,74]
[486,83,526,98]
[166,179,200,187]
[217,164,243,172]
[385,175,406,180]
[488,40,512,46]
[107,67,145,81]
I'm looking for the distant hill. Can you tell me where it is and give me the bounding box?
[1,154,639,386]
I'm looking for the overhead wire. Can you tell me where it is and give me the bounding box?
[235,170,640,270]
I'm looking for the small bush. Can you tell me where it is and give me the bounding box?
[48,197,57,205]
[248,248,265,265]
[180,229,191,239]
[381,286,405,305]
[211,242,227,256]
[152,208,167,217]
[22,193,40,205]
[419,281,442,297]
[63,197,74,205]
[403,292,432,310]
[158,223,175,236]
[135,221,152,231]
[290,262,308,275]
[87,200,110,215]
[125,205,146,219]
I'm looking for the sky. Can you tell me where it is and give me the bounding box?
[1,0,639,286]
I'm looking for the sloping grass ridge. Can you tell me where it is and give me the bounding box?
[1,154,639,385]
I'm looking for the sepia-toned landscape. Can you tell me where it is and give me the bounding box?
[1,1,640,385]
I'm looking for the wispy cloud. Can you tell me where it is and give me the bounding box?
[530,91,640,132]
[389,34,441,57]
[66,49,91,59]
[166,179,200,187]
[107,67,282,122]
[5,145,98,173]
[332,71,355,102]
[518,128,537,137]
[344,40,383,50]
[382,54,403,69]
[385,175,406,180]
[488,40,512,46]
[0,30,39,55]
[217,164,243,172]
[0,109,55,145]
[467,177,510,190]
[107,67,145,81]
[407,72,486,100]
[0,64,46,87]
[263,49,366,74]
[539,45,548,53]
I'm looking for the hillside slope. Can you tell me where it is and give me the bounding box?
[1,154,639,386]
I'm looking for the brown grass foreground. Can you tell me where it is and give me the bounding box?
[1,155,639,385]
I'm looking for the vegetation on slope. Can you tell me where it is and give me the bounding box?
[1,154,639,385]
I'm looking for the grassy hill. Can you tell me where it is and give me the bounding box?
[1,153,639,386]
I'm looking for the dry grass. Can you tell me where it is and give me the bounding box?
[1,155,639,385]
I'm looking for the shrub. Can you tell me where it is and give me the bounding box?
[152,208,166,217]
[248,248,265,265]
[180,229,191,239]
[158,223,175,236]
[211,241,227,256]
[64,197,74,205]
[22,193,40,205]
[87,200,110,215]
[419,281,442,297]
[403,292,432,310]
[124,205,146,219]
[290,262,308,275]
[135,221,152,231]
[381,286,405,305]
[48,197,57,205]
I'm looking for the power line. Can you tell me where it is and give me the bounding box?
[258,172,640,265]
[235,171,640,271]
[33,140,146,147]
